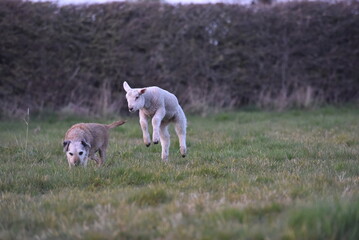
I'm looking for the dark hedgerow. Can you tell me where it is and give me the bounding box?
[0,0,358,117]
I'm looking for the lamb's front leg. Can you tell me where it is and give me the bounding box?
[139,110,151,147]
[151,109,165,144]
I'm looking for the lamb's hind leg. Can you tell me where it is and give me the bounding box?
[160,123,170,162]
[174,111,187,157]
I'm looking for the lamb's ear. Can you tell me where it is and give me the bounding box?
[81,140,91,149]
[63,140,70,152]
[123,81,131,93]
[139,88,146,95]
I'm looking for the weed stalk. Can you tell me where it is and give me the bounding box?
[23,108,30,155]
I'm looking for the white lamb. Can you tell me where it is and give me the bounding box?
[123,81,187,161]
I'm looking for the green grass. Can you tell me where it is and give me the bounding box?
[0,107,358,239]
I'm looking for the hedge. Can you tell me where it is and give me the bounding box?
[0,0,358,116]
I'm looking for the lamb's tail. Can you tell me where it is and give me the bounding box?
[106,120,126,129]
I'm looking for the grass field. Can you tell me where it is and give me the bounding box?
[0,107,358,240]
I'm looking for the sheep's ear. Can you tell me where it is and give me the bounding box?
[81,140,91,149]
[63,140,70,152]
[123,81,131,92]
[139,88,146,95]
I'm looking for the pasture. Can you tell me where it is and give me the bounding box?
[0,107,358,239]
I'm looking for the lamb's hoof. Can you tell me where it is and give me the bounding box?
[146,143,151,147]
[180,147,187,157]
[154,141,159,145]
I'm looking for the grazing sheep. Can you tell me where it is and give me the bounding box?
[123,81,187,161]
[63,120,126,167]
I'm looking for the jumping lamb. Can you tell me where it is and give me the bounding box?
[123,81,187,161]
[63,120,126,167]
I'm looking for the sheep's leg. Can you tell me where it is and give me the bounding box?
[152,109,165,144]
[160,123,170,161]
[139,110,151,147]
[175,109,187,157]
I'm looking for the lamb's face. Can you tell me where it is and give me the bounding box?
[123,81,146,112]
[125,90,146,112]
[63,140,90,167]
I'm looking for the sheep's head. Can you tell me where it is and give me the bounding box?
[63,140,90,167]
[123,81,146,112]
